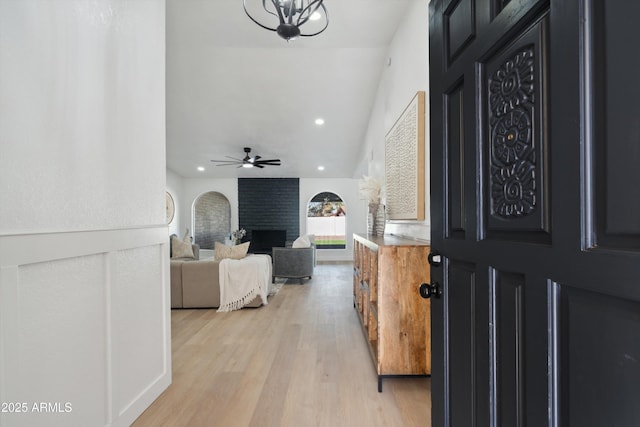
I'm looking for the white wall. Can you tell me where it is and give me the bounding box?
[0,2,169,426]
[356,0,431,242]
[167,168,185,237]
[168,175,365,261]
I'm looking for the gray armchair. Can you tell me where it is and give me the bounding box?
[272,244,316,283]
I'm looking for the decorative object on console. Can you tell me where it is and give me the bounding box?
[371,205,386,237]
[359,175,385,236]
[359,175,382,204]
[214,241,250,261]
[243,0,328,41]
[365,203,386,237]
[384,91,426,221]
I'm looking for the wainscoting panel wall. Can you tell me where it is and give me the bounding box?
[238,178,300,243]
[0,227,170,427]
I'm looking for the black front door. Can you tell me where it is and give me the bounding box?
[429,0,640,426]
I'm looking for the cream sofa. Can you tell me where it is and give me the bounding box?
[170,259,264,309]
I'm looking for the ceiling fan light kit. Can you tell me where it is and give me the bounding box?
[243,0,328,41]
[211,147,281,169]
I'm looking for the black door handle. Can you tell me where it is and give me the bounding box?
[419,282,441,299]
[428,251,442,267]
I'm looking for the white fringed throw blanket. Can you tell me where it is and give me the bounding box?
[217,254,272,312]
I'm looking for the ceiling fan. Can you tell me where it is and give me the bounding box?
[210,147,281,169]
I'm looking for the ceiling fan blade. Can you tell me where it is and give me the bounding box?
[210,149,280,168]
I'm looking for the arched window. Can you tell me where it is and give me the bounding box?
[193,192,230,250]
[306,192,346,250]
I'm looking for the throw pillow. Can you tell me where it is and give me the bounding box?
[292,235,311,248]
[214,241,250,260]
[171,235,195,259]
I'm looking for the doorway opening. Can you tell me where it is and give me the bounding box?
[306,192,346,249]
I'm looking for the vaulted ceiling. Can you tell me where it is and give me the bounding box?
[166,0,415,179]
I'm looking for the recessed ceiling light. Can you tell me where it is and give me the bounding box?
[317,165,325,171]
[315,118,325,125]
[197,166,205,172]
[310,11,322,21]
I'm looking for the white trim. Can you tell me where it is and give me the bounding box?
[0,226,169,267]
[105,251,115,425]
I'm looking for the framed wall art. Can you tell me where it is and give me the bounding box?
[385,91,426,220]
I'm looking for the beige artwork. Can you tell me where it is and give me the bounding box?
[385,91,425,220]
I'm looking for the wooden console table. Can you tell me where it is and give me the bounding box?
[352,233,431,391]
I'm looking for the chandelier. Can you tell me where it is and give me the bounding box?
[243,0,329,41]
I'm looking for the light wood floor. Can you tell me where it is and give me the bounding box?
[132,262,431,427]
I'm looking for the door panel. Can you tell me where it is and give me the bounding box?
[492,0,513,19]
[481,13,550,242]
[557,284,640,426]
[491,270,525,427]
[445,0,476,64]
[430,0,640,426]
[446,260,478,427]
[445,82,466,238]
[587,0,640,250]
